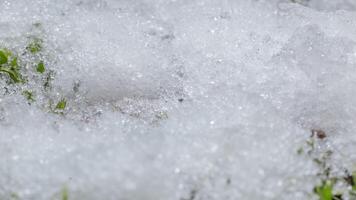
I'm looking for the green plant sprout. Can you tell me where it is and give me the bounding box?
[10,192,20,200]
[61,186,69,200]
[49,98,68,115]
[37,61,45,73]
[0,29,71,120]
[353,172,356,191]
[298,129,356,200]
[314,181,333,200]
[56,98,67,110]
[22,90,35,102]
[11,57,18,68]
[0,49,22,83]
[56,99,67,110]
[0,50,8,64]
[26,37,42,54]
[347,171,356,198]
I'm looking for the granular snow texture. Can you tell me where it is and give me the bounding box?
[0,0,356,199]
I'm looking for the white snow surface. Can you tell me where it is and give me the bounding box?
[0,0,356,199]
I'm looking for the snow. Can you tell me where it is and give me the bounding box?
[0,0,356,199]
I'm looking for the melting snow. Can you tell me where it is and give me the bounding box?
[0,0,356,199]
